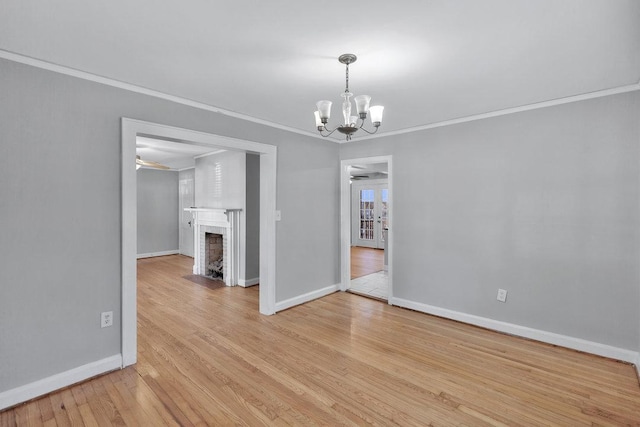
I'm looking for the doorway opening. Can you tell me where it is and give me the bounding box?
[121,118,277,367]
[340,156,392,302]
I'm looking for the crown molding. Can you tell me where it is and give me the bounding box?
[176,166,196,172]
[0,49,321,140]
[356,82,640,142]
[2,49,638,144]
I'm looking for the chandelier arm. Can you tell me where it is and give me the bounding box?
[318,126,338,138]
[357,118,380,135]
[358,126,380,135]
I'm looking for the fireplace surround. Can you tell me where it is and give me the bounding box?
[185,208,241,286]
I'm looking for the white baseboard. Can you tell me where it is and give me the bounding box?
[238,277,259,287]
[390,297,639,364]
[0,354,122,411]
[276,284,339,312]
[635,354,640,379]
[137,250,179,259]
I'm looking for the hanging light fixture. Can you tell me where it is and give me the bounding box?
[314,54,384,141]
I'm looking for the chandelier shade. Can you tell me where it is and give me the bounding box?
[354,95,371,116]
[314,54,383,141]
[369,105,384,126]
[316,100,332,122]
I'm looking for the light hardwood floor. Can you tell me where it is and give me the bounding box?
[350,246,384,279]
[2,254,640,425]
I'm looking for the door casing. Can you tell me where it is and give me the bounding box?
[122,118,277,367]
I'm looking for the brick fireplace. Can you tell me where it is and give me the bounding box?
[205,232,224,279]
[202,230,224,279]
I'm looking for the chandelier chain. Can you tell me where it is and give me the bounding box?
[345,62,350,93]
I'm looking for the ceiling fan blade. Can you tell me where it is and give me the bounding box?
[136,156,170,170]
[140,160,171,170]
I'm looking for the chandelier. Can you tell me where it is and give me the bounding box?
[314,54,384,141]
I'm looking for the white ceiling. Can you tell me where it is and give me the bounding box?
[1,1,638,141]
[349,163,388,179]
[137,136,223,170]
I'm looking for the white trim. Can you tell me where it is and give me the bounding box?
[187,209,241,287]
[3,50,638,145]
[636,354,640,379]
[340,162,351,290]
[238,277,259,287]
[122,118,278,367]
[137,166,179,172]
[193,149,227,160]
[121,120,138,367]
[0,50,320,140]
[356,83,640,141]
[259,153,277,315]
[0,355,121,411]
[136,250,179,259]
[340,156,393,302]
[275,284,339,312]
[390,297,639,364]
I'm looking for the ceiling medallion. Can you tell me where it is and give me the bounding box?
[314,54,384,141]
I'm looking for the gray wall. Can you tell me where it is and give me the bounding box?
[276,138,341,300]
[340,91,640,351]
[246,153,260,280]
[137,168,179,255]
[0,58,340,393]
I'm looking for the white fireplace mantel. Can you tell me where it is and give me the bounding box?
[185,208,242,286]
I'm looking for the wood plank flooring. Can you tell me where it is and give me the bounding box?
[2,254,640,425]
[351,246,384,279]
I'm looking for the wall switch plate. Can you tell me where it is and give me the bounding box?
[497,289,508,303]
[101,311,113,328]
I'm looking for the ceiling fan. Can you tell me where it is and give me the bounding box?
[136,155,170,170]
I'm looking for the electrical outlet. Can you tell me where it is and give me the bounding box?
[496,289,508,303]
[101,311,113,328]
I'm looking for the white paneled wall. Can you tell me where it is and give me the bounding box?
[195,151,246,209]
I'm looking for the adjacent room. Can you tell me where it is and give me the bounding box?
[136,136,260,289]
[347,161,390,300]
[1,1,639,424]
